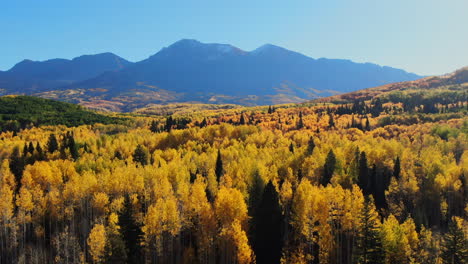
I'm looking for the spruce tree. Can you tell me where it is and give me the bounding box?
[119,195,144,264]
[441,218,467,264]
[9,146,25,192]
[47,133,59,153]
[354,196,384,264]
[322,149,336,186]
[132,145,149,166]
[240,114,246,125]
[358,151,370,195]
[149,120,159,133]
[165,116,173,132]
[328,113,335,128]
[215,149,224,182]
[306,136,315,155]
[28,142,35,154]
[393,157,401,180]
[297,111,304,129]
[289,142,295,153]
[68,135,79,161]
[253,181,284,264]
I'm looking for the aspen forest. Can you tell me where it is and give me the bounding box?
[0,86,467,264]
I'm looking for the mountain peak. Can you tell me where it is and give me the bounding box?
[251,43,287,54]
[151,39,246,60]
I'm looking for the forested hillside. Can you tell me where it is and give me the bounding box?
[0,89,466,263]
[0,96,125,133]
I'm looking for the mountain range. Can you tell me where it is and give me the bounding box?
[0,39,421,112]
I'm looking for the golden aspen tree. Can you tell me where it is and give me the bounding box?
[88,223,107,264]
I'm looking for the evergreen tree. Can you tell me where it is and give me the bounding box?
[268,105,273,114]
[393,157,401,180]
[240,114,246,125]
[322,149,336,186]
[441,217,467,264]
[165,116,173,132]
[132,145,149,166]
[297,111,304,129]
[114,150,123,160]
[358,151,370,195]
[27,142,35,154]
[200,118,208,128]
[68,134,79,161]
[215,149,224,182]
[289,142,295,153]
[35,142,45,161]
[149,120,159,133]
[354,196,384,264]
[253,181,284,264]
[365,117,371,131]
[306,136,315,155]
[47,133,59,153]
[328,113,335,128]
[9,146,24,192]
[119,196,144,264]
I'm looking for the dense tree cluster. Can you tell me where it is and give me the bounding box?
[0,94,466,263]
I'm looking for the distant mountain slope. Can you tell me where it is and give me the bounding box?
[0,95,124,132]
[1,39,421,111]
[314,66,468,104]
[55,39,419,110]
[0,53,132,94]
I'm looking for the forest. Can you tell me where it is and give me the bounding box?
[0,90,467,264]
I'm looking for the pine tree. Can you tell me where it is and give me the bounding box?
[289,142,295,153]
[47,133,59,153]
[322,149,336,186]
[441,217,467,264]
[200,118,208,128]
[165,116,173,132]
[35,142,45,161]
[132,145,149,166]
[68,134,79,161]
[27,142,34,154]
[9,146,24,192]
[393,157,401,180]
[297,111,304,129]
[306,136,315,155]
[358,151,370,195]
[328,113,335,128]
[119,196,144,264]
[253,181,284,264]
[215,149,224,182]
[149,120,159,133]
[240,114,246,125]
[354,196,384,264]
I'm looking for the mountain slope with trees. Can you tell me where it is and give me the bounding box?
[0,69,465,263]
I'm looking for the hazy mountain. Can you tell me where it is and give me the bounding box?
[0,52,132,94]
[314,66,468,104]
[1,39,421,111]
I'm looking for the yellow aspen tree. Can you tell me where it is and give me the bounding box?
[380,214,411,264]
[88,223,107,264]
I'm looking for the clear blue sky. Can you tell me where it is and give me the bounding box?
[1,0,467,76]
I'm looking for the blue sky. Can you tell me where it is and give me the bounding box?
[1,0,467,75]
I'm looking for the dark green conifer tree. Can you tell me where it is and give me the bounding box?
[132,145,149,166]
[47,133,59,153]
[322,149,336,186]
[215,149,224,182]
[119,195,144,264]
[441,218,467,264]
[252,181,284,264]
[354,196,384,264]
